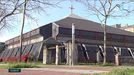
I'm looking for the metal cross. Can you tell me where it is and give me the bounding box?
[69,4,74,14]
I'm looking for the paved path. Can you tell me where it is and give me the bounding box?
[0,68,108,75]
[25,68,108,74]
[0,69,79,75]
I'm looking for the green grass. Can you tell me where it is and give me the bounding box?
[9,63,40,68]
[95,68,134,75]
[0,64,8,69]
[78,63,115,67]
[0,62,40,69]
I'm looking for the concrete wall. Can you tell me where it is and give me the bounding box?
[7,35,43,49]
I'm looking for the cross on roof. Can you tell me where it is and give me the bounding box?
[69,4,74,14]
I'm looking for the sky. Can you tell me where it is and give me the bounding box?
[1,0,134,42]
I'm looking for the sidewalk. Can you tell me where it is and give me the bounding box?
[0,66,110,75]
[24,68,108,74]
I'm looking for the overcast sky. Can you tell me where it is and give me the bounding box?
[0,0,134,42]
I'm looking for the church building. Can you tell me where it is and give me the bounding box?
[0,14,134,65]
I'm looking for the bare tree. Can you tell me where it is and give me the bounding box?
[20,0,27,62]
[76,0,134,65]
[19,0,61,62]
[0,0,62,62]
[0,0,61,31]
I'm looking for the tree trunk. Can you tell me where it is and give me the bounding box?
[72,23,75,66]
[103,16,108,65]
[19,0,27,62]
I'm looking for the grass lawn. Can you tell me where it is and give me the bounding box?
[0,64,8,69]
[0,62,134,75]
[77,63,115,67]
[0,62,40,69]
[94,67,134,75]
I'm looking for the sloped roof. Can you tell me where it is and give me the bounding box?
[55,14,134,36]
[67,14,85,19]
[121,25,134,29]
